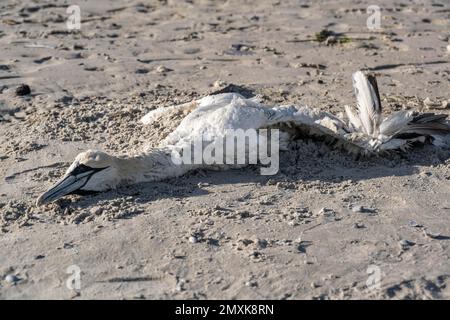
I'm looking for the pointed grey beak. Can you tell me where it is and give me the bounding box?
[36,164,107,206]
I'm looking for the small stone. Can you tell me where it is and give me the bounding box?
[89,206,103,215]
[447,44,450,53]
[155,65,172,73]
[135,68,149,74]
[175,279,186,292]
[65,52,83,59]
[408,220,422,228]
[84,66,98,71]
[183,48,200,54]
[15,84,31,96]
[254,238,268,249]
[398,239,415,249]
[317,207,336,219]
[188,236,198,243]
[245,280,258,287]
[213,80,226,88]
[423,97,440,108]
[423,230,441,239]
[238,211,251,219]
[351,205,376,214]
[353,222,365,229]
[5,274,19,284]
[324,36,337,46]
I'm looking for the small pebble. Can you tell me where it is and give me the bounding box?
[245,280,258,287]
[135,68,150,74]
[408,220,422,228]
[398,239,415,249]
[351,205,376,214]
[15,84,31,96]
[213,80,226,88]
[423,230,441,239]
[155,65,172,73]
[5,274,19,284]
[423,97,440,108]
[188,236,198,244]
[89,206,103,215]
[175,279,186,292]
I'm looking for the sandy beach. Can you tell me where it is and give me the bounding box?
[1,0,450,299]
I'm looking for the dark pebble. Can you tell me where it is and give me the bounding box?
[15,84,31,96]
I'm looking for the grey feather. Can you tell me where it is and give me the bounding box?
[352,71,382,136]
[379,110,413,137]
[344,105,363,132]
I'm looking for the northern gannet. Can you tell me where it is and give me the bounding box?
[36,71,450,205]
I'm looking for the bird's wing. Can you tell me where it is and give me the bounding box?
[140,100,199,125]
[379,110,414,137]
[263,104,374,154]
[161,93,270,147]
[393,112,450,138]
[352,71,382,135]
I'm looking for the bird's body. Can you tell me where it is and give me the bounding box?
[36,71,450,205]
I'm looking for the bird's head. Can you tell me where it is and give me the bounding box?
[36,150,121,206]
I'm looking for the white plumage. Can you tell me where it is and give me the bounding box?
[36,71,450,205]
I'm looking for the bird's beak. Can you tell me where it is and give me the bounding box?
[36,164,107,206]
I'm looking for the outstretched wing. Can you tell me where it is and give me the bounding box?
[393,112,450,138]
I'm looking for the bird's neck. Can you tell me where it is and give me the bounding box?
[114,147,195,184]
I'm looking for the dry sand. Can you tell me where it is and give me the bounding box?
[1,0,450,299]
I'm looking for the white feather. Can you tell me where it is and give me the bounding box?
[344,105,362,132]
[352,71,381,136]
[379,110,413,137]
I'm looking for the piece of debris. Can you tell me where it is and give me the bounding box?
[155,65,173,74]
[353,222,365,229]
[351,205,376,214]
[423,97,441,108]
[245,280,258,287]
[189,235,198,244]
[423,230,442,239]
[408,220,422,228]
[398,239,415,250]
[15,84,31,96]
[213,79,227,88]
[314,29,351,45]
[5,274,19,284]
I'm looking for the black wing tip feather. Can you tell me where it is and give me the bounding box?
[366,73,382,113]
[411,112,448,124]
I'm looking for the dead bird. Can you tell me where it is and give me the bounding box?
[36,71,449,205]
